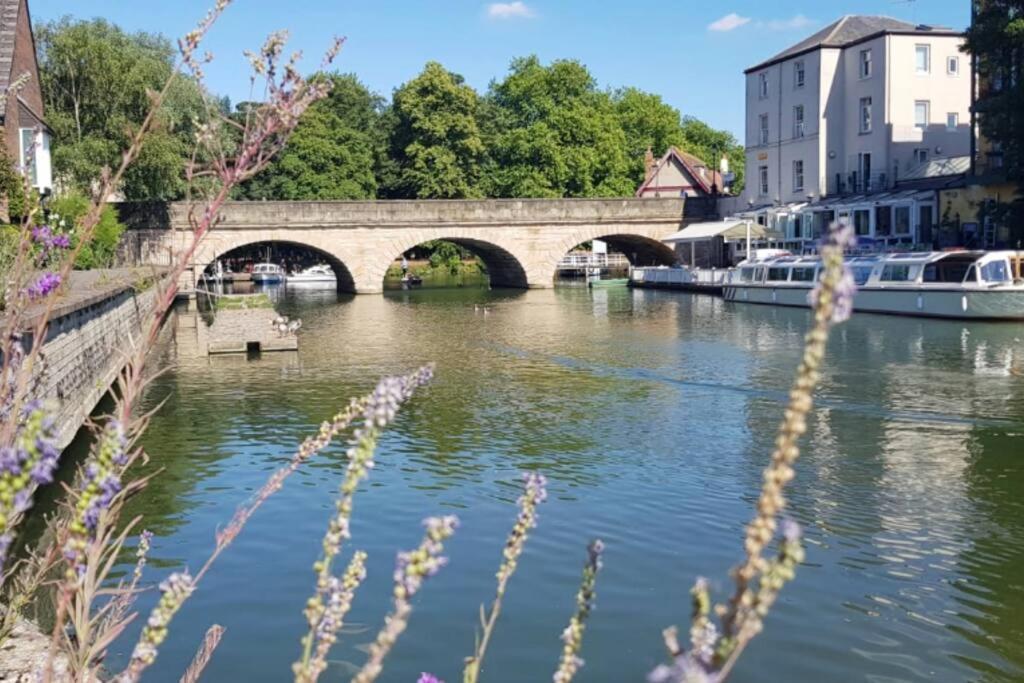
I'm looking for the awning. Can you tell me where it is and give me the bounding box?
[663,220,779,243]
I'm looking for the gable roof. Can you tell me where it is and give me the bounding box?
[745,15,962,73]
[0,0,44,122]
[636,147,726,197]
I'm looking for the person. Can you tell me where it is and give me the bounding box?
[401,256,409,275]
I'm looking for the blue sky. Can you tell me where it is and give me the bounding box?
[30,0,970,138]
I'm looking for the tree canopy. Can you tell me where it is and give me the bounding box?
[380,62,485,199]
[34,18,743,203]
[36,17,209,200]
[238,74,381,200]
[965,2,1024,240]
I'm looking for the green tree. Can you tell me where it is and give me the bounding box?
[36,17,209,200]
[965,2,1024,240]
[679,117,745,194]
[381,62,485,199]
[482,57,634,198]
[239,74,381,200]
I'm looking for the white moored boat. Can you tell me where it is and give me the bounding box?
[286,264,337,285]
[723,250,1024,320]
[251,262,285,284]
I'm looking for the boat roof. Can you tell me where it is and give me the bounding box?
[741,250,991,267]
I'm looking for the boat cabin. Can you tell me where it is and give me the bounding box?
[734,251,1022,289]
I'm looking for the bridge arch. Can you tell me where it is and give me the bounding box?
[194,235,357,292]
[363,230,531,292]
[539,228,680,284]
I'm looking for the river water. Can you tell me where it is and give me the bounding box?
[90,284,1023,681]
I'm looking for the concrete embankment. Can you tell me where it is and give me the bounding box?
[11,268,160,449]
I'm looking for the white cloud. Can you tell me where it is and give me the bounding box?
[487,2,536,20]
[708,13,751,32]
[761,14,815,31]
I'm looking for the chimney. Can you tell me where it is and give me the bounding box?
[644,147,656,181]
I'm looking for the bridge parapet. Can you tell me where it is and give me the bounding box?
[116,198,688,231]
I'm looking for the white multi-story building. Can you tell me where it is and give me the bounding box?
[740,16,970,248]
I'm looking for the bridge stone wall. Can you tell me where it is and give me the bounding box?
[118,198,703,293]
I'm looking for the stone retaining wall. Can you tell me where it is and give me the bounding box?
[16,271,159,449]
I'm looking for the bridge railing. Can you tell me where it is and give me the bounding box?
[631,266,733,286]
[556,252,631,270]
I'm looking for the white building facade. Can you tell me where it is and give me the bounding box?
[740,17,970,249]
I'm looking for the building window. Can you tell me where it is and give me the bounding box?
[914,148,929,165]
[915,100,930,129]
[19,129,35,186]
[853,209,871,236]
[759,113,769,145]
[759,72,769,98]
[18,128,52,192]
[793,160,804,191]
[860,49,872,78]
[915,44,931,73]
[895,206,911,235]
[859,97,872,133]
[758,165,769,196]
[947,56,959,75]
[794,105,805,138]
[795,61,805,88]
[947,112,959,131]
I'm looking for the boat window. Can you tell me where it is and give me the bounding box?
[964,265,978,284]
[851,266,874,285]
[880,264,914,282]
[790,267,816,282]
[923,261,971,283]
[739,268,755,282]
[767,267,790,282]
[754,267,766,282]
[981,260,1011,283]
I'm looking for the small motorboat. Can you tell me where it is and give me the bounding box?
[401,274,423,290]
[251,263,285,284]
[286,264,337,285]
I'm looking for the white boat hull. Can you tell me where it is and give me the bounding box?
[723,284,1024,320]
[286,275,337,284]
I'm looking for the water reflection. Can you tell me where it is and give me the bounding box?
[69,286,1024,682]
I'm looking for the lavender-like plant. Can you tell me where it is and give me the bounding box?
[552,539,605,683]
[294,366,435,681]
[648,222,857,682]
[463,472,548,682]
[351,515,460,683]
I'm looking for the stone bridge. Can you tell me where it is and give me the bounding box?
[117,198,709,293]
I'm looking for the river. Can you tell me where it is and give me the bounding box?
[76,284,1024,681]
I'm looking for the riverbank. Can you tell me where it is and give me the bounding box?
[4,267,161,448]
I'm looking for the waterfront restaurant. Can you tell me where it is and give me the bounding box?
[662,219,780,267]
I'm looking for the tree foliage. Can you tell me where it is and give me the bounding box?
[380,62,485,199]
[239,74,381,200]
[36,17,209,200]
[965,2,1024,239]
[482,57,634,198]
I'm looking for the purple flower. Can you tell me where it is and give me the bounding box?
[780,518,803,543]
[647,654,720,683]
[809,222,858,324]
[25,272,62,299]
[417,675,444,683]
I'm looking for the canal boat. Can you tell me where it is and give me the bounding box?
[251,263,285,284]
[286,264,336,285]
[723,250,1024,320]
